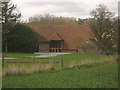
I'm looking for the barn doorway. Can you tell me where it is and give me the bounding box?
[49,40,63,52]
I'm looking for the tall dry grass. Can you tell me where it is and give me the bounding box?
[3,63,54,76]
[2,57,116,76]
[67,57,116,69]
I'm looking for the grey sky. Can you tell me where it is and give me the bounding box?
[12,0,119,22]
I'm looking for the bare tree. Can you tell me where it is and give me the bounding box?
[88,4,116,54]
[28,14,77,25]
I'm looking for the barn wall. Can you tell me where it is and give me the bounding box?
[39,43,49,52]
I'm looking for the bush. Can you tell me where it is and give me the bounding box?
[6,23,39,53]
[80,43,95,51]
[78,42,97,53]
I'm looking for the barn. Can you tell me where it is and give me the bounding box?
[28,24,95,52]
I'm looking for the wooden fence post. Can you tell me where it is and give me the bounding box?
[61,57,64,69]
[33,56,35,64]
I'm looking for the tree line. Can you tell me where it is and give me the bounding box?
[28,14,78,25]
[28,14,90,25]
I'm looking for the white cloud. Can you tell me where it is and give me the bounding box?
[11,0,119,21]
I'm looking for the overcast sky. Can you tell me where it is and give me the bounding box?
[12,0,119,22]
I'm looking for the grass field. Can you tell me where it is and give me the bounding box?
[2,52,39,57]
[2,63,118,88]
[2,52,116,75]
[2,52,118,88]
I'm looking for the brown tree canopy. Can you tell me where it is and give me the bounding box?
[28,14,78,25]
[88,4,117,55]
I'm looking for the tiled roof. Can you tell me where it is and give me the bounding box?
[35,32,49,42]
[47,32,63,40]
[27,24,95,49]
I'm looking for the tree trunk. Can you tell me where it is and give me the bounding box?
[5,40,8,52]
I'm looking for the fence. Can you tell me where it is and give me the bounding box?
[2,55,64,69]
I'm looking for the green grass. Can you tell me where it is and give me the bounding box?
[56,53,113,66]
[2,52,118,88]
[2,63,118,88]
[3,52,115,70]
[2,52,39,57]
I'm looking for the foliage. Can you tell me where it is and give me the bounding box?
[5,24,39,53]
[111,18,118,51]
[1,1,21,52]
[76,18,88,24]
[88,4,117,55]
[28,14,78,25]
[79,42,95,50]
[1,1,21,24]
[77,42,96,53]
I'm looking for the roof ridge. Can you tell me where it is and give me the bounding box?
[27,23,89,26]
[47,32,63,40]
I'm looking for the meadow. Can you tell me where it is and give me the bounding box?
[2,52,39,57]
[2,52,118,88]
[2,52,115,74]
[3,63,118,88]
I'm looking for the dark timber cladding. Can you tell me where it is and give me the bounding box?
[28,24,95,52]
[39,42,49,52]
[36,33,49,52]
[48,32,63,52]
[49,40,63,52]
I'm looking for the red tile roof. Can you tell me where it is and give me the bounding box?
[47,32,63,40]
[27,24,94,49]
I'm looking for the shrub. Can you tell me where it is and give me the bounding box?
[6,23,39,53]
[77,42,97,53]
[80,43,95,50]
